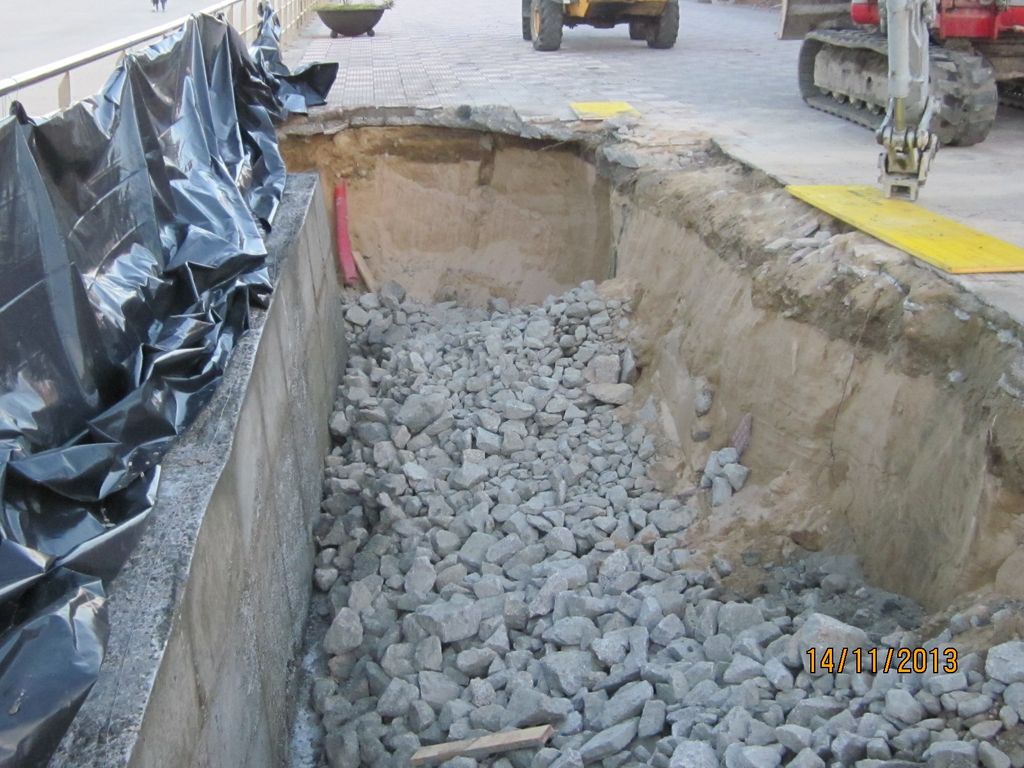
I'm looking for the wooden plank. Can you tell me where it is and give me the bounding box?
[410,725,554,766]
[352,249,379,293]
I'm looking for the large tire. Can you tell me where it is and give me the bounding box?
[522,0,532,40]
[628,20,646,40]
[531,0,563,51]
[647,2,678,49]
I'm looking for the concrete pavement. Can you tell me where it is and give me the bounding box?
[1,0,215,77]
[1,0,223,113]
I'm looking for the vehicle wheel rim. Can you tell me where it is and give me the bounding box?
[532,5,541,39]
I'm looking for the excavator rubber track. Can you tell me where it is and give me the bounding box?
[798,28,999,146]
[999,81,1024,110]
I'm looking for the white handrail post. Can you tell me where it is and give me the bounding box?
[57,72,71,110]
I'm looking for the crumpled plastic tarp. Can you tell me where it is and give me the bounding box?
[0,6,336,765]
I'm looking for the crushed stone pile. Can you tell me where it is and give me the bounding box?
[309,280,1024,768]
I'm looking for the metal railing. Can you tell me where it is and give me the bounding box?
[0,0,317,116]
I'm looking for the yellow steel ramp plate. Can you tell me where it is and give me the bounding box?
[570,101,640,121]
[786,185,1024,275]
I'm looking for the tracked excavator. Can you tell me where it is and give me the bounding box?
[780,0,1023,199]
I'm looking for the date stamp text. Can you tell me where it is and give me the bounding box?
[805,646,958,675]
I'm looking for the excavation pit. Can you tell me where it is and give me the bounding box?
[277,123,1024,767]
[281,123,1024,613]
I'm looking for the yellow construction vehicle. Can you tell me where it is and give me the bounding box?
[522,0,679,51]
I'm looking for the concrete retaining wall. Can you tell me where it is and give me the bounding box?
[51,172,342,768]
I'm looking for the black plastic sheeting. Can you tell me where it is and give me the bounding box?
[0,7,336,765]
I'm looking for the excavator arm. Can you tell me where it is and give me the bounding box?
[875,0,938,200]
[780,0,941,201]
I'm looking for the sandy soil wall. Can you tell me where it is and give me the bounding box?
[282,127,613,306]
[610,166,1024,610]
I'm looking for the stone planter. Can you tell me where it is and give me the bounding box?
[315,4,390,37]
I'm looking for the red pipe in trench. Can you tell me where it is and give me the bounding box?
[334,181,359,286]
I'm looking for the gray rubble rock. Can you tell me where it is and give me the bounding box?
[670,740,718,768]
[459,532,498,569]
[578,718,639,763]
[735,745,783,768]
[723,655,763,684]
[926,671,967,695]
[329,412,350,440]
[541,650,598,696]
[596,680,653,730]
[922,741,976,768]
[415,600,482,643]
[543,617,599,647]
[402,462,433,483]
[503,400,537,420]
[986,641,1024,684]
[721,463,750,492]
[397,393,448,434]
[549,750,584,768]
[978,742,1011,768]
[884,687,925,724]
[586,383,634,406]
[504,687,573,728]
[456,647,497,676]
[324,607,363,654]
[345,305,371,326]
[404,556,437,595]
[450,463,490,491]
[379,280,406,308]
[710,476,732,506]
[408,699,436,731]
[638,699,666,738]
[418,671,462,710]
[586,354,621,385]
[717,602,763,637]
[787,749,824,768]
[415,635,443,671]
[380,644,415,678]
[377,678,418,718]
[794,613,868,673]
[775,724,811,753]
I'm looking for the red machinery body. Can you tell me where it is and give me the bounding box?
[782,0,1021,153]
[850,0,1024,40]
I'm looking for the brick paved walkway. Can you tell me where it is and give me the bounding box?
[292,0,806,127]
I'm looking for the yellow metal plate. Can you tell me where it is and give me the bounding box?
[570,101,640,121]
[786,185,1024,275]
